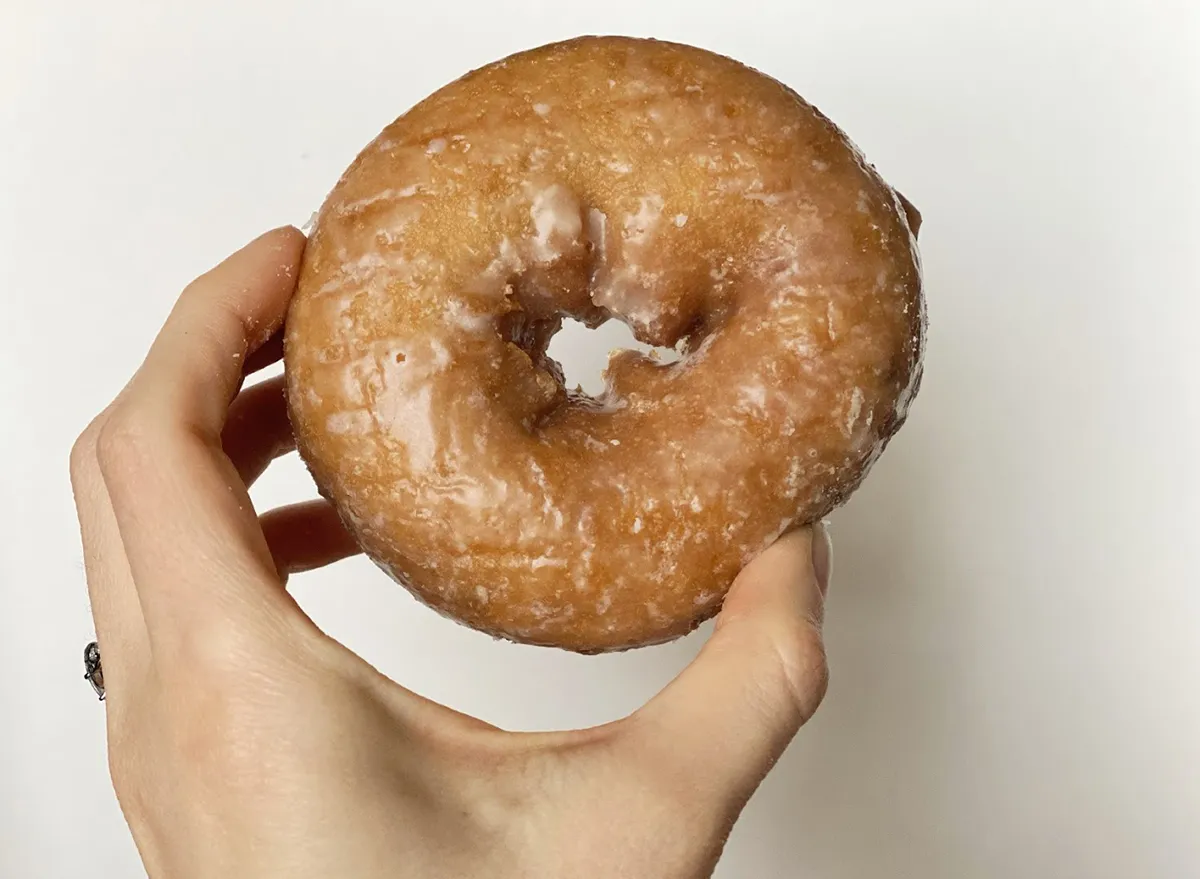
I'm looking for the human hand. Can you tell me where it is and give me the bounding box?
[70,227,833,879]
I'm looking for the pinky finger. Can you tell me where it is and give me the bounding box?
[260,499,362,579]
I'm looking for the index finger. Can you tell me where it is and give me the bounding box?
[138,227,304,436]
[95,227,309,644]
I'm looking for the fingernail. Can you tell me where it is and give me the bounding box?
[812,521,833,596]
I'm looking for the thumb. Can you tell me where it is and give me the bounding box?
[627,524,832,809]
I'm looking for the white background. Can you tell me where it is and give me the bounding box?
[2,1,1198,876]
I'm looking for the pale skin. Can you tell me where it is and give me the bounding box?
[70,226,833,879]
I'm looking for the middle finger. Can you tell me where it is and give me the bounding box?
[222,374,295,486]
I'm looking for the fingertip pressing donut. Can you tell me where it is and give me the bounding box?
[285,36,925,652]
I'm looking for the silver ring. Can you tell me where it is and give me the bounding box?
[84,641,105,701]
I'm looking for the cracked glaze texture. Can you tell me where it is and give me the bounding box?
[285,36,925,652]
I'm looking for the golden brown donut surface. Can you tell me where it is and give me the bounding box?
[285,36,925,652]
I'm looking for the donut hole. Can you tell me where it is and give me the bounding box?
[493,251,693,403]
[545,316,682,397]
[483,186,719,409]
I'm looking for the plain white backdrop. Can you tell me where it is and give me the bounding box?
[2,1,1198,876]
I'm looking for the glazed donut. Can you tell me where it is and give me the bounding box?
[285,36,925,652]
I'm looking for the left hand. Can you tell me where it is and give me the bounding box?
[70,226,832,879]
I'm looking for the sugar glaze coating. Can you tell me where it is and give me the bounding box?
[285,36,925,652]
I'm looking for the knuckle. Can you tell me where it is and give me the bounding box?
[169,622,278,690]
[68,414,108,485]
[94,406,159,480]
[162,631,328,783]
[166,624,309,721]
[171,690,267,775]
[180,289,256,365]
[771,620,829,723]
[168,688,278,778]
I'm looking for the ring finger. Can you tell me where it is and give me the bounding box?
[221,374,295,486]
